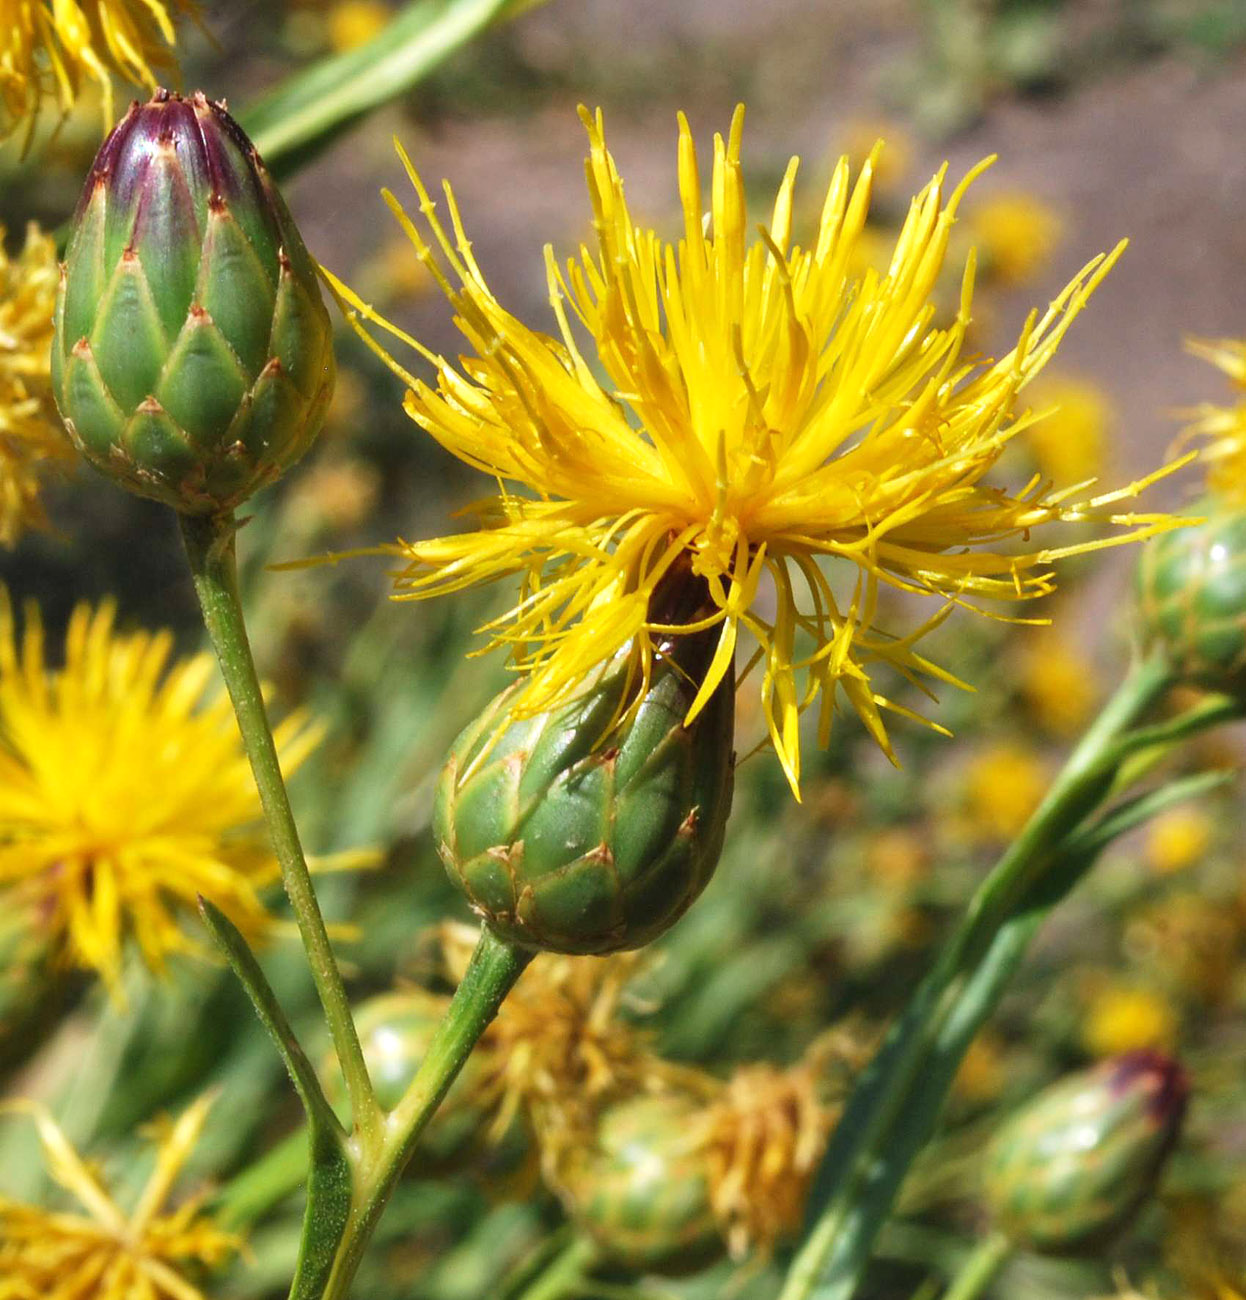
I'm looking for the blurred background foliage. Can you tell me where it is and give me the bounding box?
[3,1,1246,1297]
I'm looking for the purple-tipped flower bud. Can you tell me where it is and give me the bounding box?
[52,90,335,514]
[983,1050,1189,1254]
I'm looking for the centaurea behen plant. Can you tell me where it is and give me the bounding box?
[40,78,1246,1300]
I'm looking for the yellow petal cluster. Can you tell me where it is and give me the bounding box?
[0,589,320,992]
[0,223,71,546]
[1181,336,1246,505]
[0,1095,239,1300]
[331,105,1178,792]
[1,0,199,140]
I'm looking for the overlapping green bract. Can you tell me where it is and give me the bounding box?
[1137,507,1246,691]
[983,1050,1188,1253]
[51,89,335,514]
[434,629,735,956]
[560,1092,723,1274]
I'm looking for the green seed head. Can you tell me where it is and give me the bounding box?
[559,1091,723,1275]
[983,1050,1188,1254]
[434,587,735,955]
[52,89,335,514]
[1137,507,1246,691]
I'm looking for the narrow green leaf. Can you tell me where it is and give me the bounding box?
[197,898,353,1300]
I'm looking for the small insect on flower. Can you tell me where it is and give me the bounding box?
[0,0,202,141]
[0,1094,239,1300]
[328,105,1178,795]
[0,589,320,993]
[0,223,73,547]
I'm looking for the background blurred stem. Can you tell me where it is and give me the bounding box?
[215,1127,309,1228]
[512,1234,600,1300]
[940,1232,1010,1300]
[180,512,382,1159]
[320,927,530,1298]
[779,652,1177,1300]
[243,0,529,179]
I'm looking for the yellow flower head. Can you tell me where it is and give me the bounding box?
[330,106,1177,793]
[968,191,1063,287]
[0,1095,239,1300]
[700,1056,836,1259]
[1081,980,1178,1058]
[1023,374,1111,488]
[327,0,390,52]
[0,223,72,546]
[1182,336,1246,505]
[0,590,320,992]
[0,0,200,140]
[961,741,1048,843]
[1015,626,1098,737]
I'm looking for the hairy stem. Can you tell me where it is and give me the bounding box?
[180,512,382,1159]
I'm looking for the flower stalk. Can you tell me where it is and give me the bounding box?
[179,510,382,1158]
[780,651,1238,1300]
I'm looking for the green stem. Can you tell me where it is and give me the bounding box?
[179,512,382,1159]
[779,653,1174,1300]
[513,1235,600,1300]
[320,927,530,1299]
[243,0,524,177]
[941,1234,1010,1300]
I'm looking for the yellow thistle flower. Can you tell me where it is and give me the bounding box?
[0,1095,239,1300]
[968,191,1063,287]
[1145,806,1213,875]
[0,0,200,140]
[1015,626,1098,737]
[1081,980,1178,1058]
[1181,336,1246,504]
[0,590,320,992]
[962,741,1048,843]
[0,223,72,546]
[328,106,1178,794]
[700,1055,837,1259]
[1023,374,1111,488]
[326,0,390,52]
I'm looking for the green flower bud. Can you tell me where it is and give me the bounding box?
[559,1092,723,1275]
[1137,507,1246,691]
[434,595,735,955]
[983,1050,1188,1253]
[52,89,335,514]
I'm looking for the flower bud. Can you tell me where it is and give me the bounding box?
[434,585,735,955]
[51,90,335,514]
[1137,508,1246,692]
[557,1092,724,1275]
[983,1050,1188,1253]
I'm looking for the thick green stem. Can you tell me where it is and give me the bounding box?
[941,1234,1010,1300]
[779,653,1175,1300]
[180,512,381,1159]
[320,927,531,1299]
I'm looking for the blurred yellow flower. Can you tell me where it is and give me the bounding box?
[0,590,320,992]
[963,742,1047,842]
[0,0,201,140]
[1023,374,1111,487]
[1016,627,1098,737]
[1081,982,1177,1057]
[327,0,389,52]
[331,105,1175,794]
[1181,336,1246,504]
[0,223,72,546]
[953,1029,1008,1104]
[968,191,1062,286]
[1145,806,1213,875]
[0,1094,238,1300]
[839,119,912,193]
